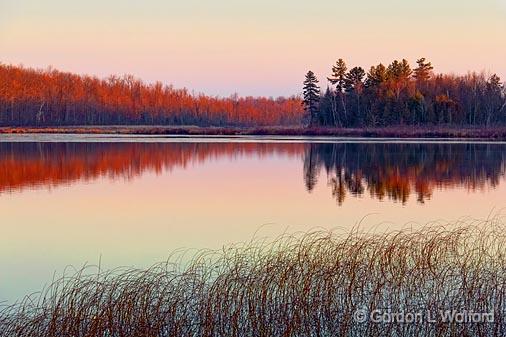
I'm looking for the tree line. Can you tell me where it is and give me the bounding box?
[1,61,504,128]
[303,58,506,127]
[0,64,303,127]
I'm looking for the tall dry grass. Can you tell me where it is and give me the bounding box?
[1,220,505,336]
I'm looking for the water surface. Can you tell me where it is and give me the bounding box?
[1,135,505,303]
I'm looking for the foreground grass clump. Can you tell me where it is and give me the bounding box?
[1,221,505,336]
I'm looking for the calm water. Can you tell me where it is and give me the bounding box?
[1,135,506,303]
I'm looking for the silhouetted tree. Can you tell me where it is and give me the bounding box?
[344,67,366,93]
[485,74,504,126]
[318,57,505,127]
[345,67,366,125]
[387,59,412,81]
[365,64,387,88]
[302,71,320,127]
[319,87,335,126]
[413,58,433,83]
[327,59,348,125]
[328,59,347,92]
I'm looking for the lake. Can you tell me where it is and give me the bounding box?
[1,135,506,303]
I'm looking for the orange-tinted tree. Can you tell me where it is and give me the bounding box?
[0,64,303,127]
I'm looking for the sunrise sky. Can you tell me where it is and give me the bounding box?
[1,0,505,96]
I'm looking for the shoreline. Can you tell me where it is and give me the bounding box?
[2,125,506,140]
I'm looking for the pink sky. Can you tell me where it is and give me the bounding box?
[1,0,505,96]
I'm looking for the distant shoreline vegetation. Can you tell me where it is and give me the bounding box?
[2,125,506,140]
[0,59,504,129]
[303,58,505,128]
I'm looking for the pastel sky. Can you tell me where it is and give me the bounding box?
[1,0,505,96]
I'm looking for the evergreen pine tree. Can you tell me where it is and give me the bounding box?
[344,67,366,125]
[344,67,366,93]
[328,59,347,92]
[303,71,320,127]
[328,59,348,125]
[366,64,387,87]
[387,59,412,80]
[319,87,335,126]
[414,58,434,82]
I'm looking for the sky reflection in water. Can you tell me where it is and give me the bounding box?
[1,138,505,303]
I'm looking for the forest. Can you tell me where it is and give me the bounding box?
[303,58,506,127]
[1,59,505,128]
[0,64,302,126]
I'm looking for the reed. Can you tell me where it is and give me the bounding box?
[1,219,505,336]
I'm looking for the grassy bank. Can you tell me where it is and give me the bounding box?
[1,220,505,336]
[2,125,506,139]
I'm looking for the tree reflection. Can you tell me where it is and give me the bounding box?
[0,142,303,193]
[303,143,506,204]
[0,141,504,205]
